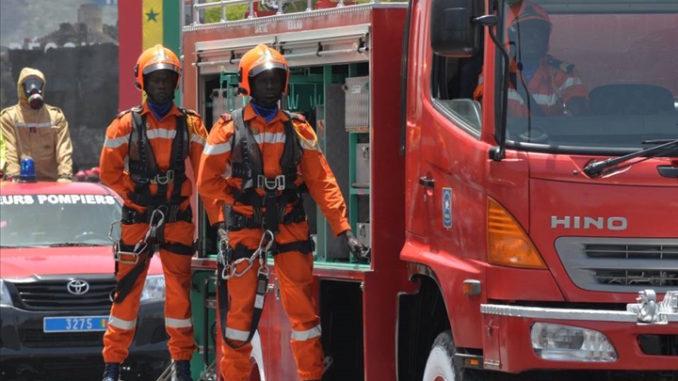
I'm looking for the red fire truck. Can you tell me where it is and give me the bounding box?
[180,0,678,380]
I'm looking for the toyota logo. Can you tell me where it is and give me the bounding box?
[66,279,90,295]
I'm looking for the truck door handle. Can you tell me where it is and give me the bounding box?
[657,165,678,178]
[418,176,435,188]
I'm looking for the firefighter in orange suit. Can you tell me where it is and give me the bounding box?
[197,44,367,381]
[99,44,220,381]
[474,0,588,116]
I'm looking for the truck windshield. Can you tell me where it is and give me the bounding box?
[0,195,121,248]
[499,0,678,153]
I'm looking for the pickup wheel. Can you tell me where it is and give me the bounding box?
[423,331,479,381]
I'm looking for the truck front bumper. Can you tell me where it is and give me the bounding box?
[0,301,168,379]
[480,290,678,373]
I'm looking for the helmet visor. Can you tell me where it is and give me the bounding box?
[249,61,287,78]
[142,62,180,75]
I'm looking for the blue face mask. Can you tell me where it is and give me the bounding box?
[147,99,173,120]
[251,101,278,123]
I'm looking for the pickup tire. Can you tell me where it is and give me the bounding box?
[423,331,479,381]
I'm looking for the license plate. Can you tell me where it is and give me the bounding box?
[43,316,109,333]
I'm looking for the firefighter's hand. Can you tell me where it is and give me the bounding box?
[340,230,369,259]
[213,222,228,241]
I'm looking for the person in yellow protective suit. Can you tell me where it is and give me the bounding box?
[197,44,368,381]
[0,67,73,181]
[99,44,221,381]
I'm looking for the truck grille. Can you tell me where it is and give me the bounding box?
[638,335,678,356]
[555,238,678,292]
[10,277,116,311]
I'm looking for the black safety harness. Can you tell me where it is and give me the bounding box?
[216,107,315,348]
[110,107,196,304]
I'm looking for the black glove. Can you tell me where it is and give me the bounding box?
[340,230,369,259]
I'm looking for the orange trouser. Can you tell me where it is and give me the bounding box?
[102,220,196,363]
[219,221,323,381]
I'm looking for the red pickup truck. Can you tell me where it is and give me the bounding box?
[0,181,167,380]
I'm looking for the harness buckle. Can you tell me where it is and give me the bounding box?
[153,170,174,185]
[257,175,286,191]
[114,242,145,265]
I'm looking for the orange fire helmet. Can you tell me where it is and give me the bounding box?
[134,44,181,91]
[507,0,551,32]
[238,44,289,96]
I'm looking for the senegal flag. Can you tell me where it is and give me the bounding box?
[118,0,181,110]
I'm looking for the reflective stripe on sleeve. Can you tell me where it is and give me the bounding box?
[204,142,231,155]
[108,315,136,330]
[299,138,319,151]
[559,77,583,93]
[532,93,558,106]
[191,134,206,145]
[165,317,193,329]
[104,134,130,149]
[225,327,250,341]
[291,324,321,341]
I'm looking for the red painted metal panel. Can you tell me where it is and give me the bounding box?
[117,0,142,111]
[361,8,409,381]
[485,266,564,302]
[529,167,678,304]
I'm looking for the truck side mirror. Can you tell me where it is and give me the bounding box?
[431,0,483,57]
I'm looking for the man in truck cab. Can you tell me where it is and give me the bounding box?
[99,44,220,381]
[197,43,367,381]
[475,0,589,117]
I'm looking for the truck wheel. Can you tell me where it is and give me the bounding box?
[423,331,477,381]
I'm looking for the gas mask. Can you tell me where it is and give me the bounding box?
[22,76,45,110]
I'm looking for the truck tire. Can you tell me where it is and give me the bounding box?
[423,331,478,381]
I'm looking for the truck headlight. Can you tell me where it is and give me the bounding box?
[140,275,165,302]
[531,323,617,362]
[0,280,13,306]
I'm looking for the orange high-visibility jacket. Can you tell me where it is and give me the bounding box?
[198,104,350,236]
[475,57,588,117]
[100,102,222,220]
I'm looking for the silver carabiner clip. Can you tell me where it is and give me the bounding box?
[259,230,275,252]
[149,208,166,229]
[230,257,255,278]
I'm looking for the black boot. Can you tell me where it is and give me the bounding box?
[101,363,120,381]
[172,360,193,381]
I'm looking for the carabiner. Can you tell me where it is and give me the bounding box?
[230,257,255,278]
[258,230,275,252]
[149,208,166,229]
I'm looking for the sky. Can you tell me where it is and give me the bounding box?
[0,0,117,47]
